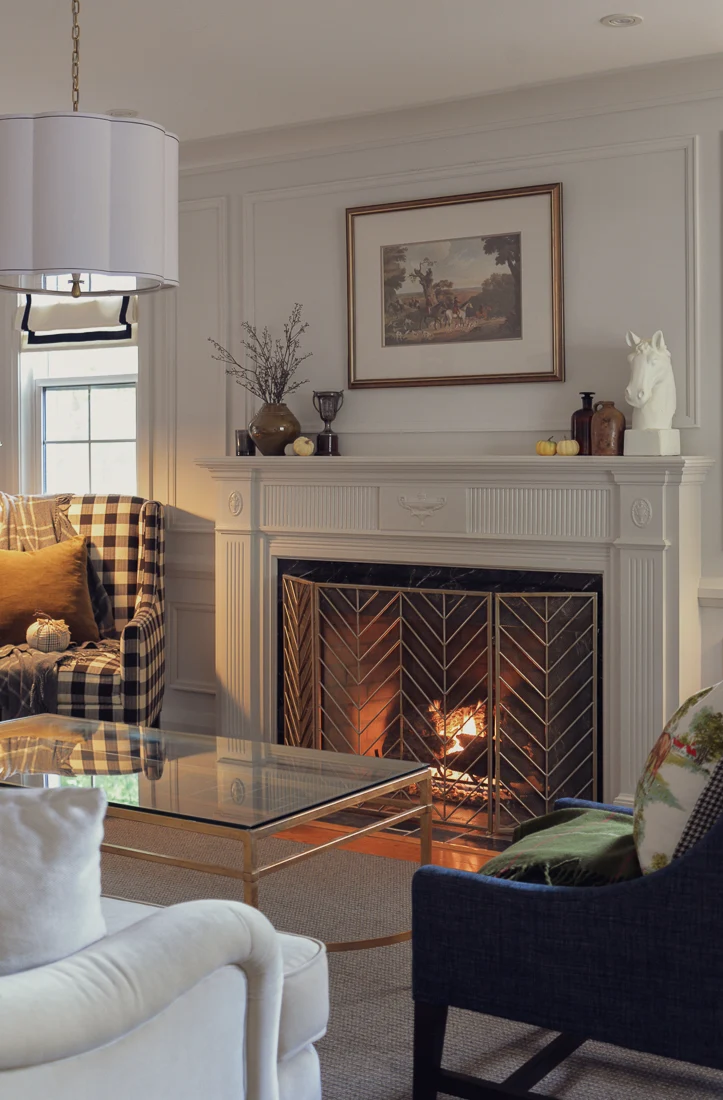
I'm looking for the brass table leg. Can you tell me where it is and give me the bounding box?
[326,770,435,952]
[242,831,259,908]
[102,771,434,951]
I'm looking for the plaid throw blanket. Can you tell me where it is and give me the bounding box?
[0,645,67,718]
[0,492,70,549]
[481,808,641,887]
[0,494,116,719]
[0,641,118,720]
[0,733,84,779]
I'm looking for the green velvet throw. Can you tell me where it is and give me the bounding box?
[480,808,642,887]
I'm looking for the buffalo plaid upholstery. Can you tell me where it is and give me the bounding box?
[56,496,166,726]
[68,724,166,780]
[0,725,165,780]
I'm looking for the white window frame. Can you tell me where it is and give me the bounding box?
[35,372,139,496]
[11,299,153,498]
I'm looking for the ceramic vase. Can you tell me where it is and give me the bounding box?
[248,403,300,456]
[591,400,626,456]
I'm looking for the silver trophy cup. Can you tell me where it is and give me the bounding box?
[312,390,344,456]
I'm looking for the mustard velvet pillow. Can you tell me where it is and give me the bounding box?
[0,536,100,646]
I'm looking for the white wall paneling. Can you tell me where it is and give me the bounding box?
[168,601,216,694]
[240,135,699,434]
[154,197,231,730]
[161,59,723,733]
[173,197,229,526]
[0,293,19,493]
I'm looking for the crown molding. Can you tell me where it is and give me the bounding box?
[179,53,723,176]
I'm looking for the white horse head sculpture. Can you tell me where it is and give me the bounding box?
[624,330,676,431]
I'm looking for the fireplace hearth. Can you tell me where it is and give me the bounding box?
[280,561,600,840]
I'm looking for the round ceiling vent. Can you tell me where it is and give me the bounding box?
[600,13,643,27]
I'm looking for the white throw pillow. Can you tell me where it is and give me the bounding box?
[0,786,107,975]
[634,681,723,873]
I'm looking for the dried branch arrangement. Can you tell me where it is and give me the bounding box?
[209,303,311,404]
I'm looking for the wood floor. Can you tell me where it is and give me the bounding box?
[276,820,495,872]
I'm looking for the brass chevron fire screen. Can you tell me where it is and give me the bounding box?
[282,576,598,840]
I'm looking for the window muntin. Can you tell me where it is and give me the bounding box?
[42,381,137,495]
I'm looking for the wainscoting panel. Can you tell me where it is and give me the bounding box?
[169,602,216,694]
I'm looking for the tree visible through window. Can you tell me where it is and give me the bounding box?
[58,773,140,806]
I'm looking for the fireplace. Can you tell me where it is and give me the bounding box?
[198,453,710,810]
[279,561,601,840]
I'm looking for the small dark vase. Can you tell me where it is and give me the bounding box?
[234,429,256,456]
[248,403,300,456]
[591,400,626,456]
[571,391,595,456]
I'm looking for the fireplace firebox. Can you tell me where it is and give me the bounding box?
[279,561,601,840]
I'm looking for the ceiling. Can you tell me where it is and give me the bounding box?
[3,0,723,141]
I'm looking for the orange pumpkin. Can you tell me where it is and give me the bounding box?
[535,437,557,456]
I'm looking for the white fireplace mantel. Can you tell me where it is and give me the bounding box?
[197,454,712,805]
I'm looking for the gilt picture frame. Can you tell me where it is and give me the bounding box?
[346,182,564,389]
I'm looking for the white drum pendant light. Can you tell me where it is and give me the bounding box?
[0,1,178,296]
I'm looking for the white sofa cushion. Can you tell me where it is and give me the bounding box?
[277,933,328,1062]
[102,895,159,934]
[0,786,106,975]
[101,895,329,1062]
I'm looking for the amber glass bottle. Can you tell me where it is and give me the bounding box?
[571,392,595,455]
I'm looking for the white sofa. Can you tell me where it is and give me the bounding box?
[0,895,329,1100]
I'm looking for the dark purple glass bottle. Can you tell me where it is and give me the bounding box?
[571,392,595,456]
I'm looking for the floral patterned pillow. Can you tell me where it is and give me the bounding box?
[634,681,723,874]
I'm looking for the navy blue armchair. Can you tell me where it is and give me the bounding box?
[412,797,723,1099]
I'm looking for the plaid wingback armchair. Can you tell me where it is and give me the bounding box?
[55,495,166,726]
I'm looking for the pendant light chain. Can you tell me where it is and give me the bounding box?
[70,0,82,293]
[71,0,80,112]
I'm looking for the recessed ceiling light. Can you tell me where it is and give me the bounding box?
[106,108,139,118]
[600,13,643,27]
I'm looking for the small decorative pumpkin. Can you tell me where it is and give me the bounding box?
[293,435,315,456]
[26,610,71,653]
[535,437,557,456]
[556,438,580,456]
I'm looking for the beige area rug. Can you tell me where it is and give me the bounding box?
[102,818,723,1100]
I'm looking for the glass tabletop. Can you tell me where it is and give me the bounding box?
[0,714,428,831]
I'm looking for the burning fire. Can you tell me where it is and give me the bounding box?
[425,699,510,808]
[428,700,486,755]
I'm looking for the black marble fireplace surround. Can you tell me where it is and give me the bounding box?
[277,558,603,838]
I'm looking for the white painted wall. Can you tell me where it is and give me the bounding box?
[4,57,723,731]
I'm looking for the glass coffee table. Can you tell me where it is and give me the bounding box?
[0,714,433,952]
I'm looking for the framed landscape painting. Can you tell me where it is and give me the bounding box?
[346,183,564,389]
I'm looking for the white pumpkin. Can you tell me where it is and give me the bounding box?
[26,613,71,653]
[293,436,315,456]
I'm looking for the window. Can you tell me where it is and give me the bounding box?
[19,326,139,496]
[48,774,140,806]
[42,368,137,496]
